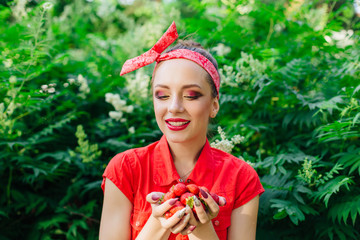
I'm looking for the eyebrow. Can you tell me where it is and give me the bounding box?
[154,84,202,90]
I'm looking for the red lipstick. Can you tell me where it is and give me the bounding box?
[165,118,190,131]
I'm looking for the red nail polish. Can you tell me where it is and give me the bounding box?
[189,225,196,231]
[199,188,208,199]
[152,194,160,201]
[169,198,178,205]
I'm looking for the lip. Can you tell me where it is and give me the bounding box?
[165,118,190,131]
[165,118,189,122]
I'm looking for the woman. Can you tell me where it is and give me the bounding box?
[99,22,264,240]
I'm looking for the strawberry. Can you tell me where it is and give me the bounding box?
[164,201,185,219]
[169,201,185,215]
[186,184,199,195]
[162,191,176,203]
[210,193,220,204]
[180,192,194,205]
[164,212,173,219]
[172,183,187,196]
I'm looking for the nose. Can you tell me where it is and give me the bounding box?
[168,95,184,113]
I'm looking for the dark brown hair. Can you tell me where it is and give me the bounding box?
[153,40,219,98]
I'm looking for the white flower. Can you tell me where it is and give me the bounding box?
[47,87,56,93]
[105,93,114,103]
[125,68,150,105]
[126,105,134,113]
[41,85,48,90]
[9,76,17,84]
[105,92,133,122]
[210,126,245,153]
[77,74,85,84]
[42,2,53,10]
[212,43,231,56]
[68,78,75,85]
[6,102,16,115]
[63,83,69,87]
[109,111,123,121]
[325,30,354,48]
[3,59,13,68]
[128,126,135,134]
[231,135,245,144]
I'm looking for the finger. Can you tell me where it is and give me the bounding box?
[146,192,164,204]
[152,198,179,218]
[163,208,187,230]
[170,211,190,234]
[181,224,197,235]
[193,195,209,224]
[199,189,219,218]
[218,196,227,207]
[180,207,197,235]
[186,205,198,226]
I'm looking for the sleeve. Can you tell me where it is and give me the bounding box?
[234,162,265,209]
[101,152,135,203]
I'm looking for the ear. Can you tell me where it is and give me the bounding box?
[210,97,220,118]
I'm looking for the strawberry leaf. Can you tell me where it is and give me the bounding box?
[187,196,194,208]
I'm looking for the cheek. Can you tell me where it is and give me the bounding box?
[153,100,165,119]
[189,103,212,120]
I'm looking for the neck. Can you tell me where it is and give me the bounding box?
[167,136,207,177]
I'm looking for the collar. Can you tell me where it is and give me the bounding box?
[153,135,215,187]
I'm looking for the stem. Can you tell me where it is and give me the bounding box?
[3,8,47,126]
[265,18,274,47]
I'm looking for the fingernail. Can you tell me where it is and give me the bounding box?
[189,225,196,231]
[200,188,208,199]
[152,194,160,201]
[177,208,186,218]
[169,198,178,205]
[194,195,201,207]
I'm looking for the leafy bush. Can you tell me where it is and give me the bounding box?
[0,0,359,239]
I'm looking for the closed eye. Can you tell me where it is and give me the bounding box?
[184,91,202,100]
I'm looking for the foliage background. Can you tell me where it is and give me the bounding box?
[1,0,360,239]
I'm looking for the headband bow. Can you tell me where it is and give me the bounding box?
[120,21,220,96]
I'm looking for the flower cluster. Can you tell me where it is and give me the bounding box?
[105,93,134,122]
[40,83,56,94]
[220,52,268,88]
[211,43,231,57]
[65,74,90,99]
[324,30,355,48]
[69,125,102,163]
[297,158,321,186]
[210,126,244,154]
[125,68,150,105]
[3,59,13,68]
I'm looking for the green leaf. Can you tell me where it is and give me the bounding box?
[314,176,354,207]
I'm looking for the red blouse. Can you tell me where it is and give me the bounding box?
[102,135,264,240]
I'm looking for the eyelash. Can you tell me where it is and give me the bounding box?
[156,95,168,100]
[185,94,200,100]
[155,92,202,100]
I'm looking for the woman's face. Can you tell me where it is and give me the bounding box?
[152,59,219,145]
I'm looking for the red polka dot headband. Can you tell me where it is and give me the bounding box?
[120,21,220,96]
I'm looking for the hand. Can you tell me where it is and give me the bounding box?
[191,188,226,227]
[146,192,195,235]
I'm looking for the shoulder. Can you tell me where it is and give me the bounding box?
[108,140,159,166]
[211,147,255,173]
